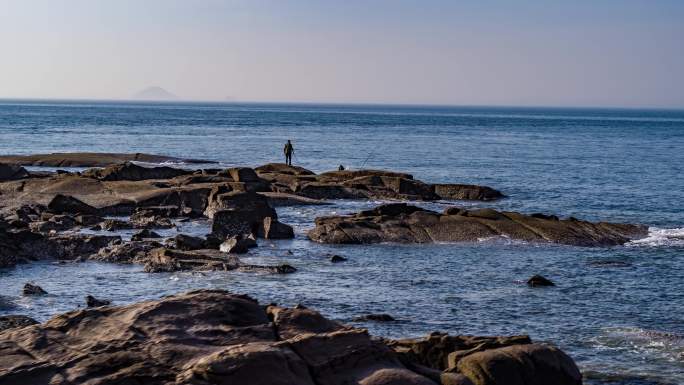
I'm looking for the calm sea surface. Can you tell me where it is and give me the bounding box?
[1,100,683,384]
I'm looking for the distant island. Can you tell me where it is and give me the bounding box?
[132,86,178,101]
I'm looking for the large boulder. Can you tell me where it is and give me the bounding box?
[0,290,581,385]
[0,163,29,182]
[308,204,648,247]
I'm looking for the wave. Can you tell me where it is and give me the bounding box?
[626,227,684,248]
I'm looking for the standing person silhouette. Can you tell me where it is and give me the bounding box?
[284,140,294,166]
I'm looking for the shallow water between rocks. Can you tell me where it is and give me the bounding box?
[1,101,683,384]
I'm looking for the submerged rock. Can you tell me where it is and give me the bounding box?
[85,295,111,307]
[330,254,348,263]
[308,203,647,247]
[527,274,555,287]
[22,283,47,296]
[0,290,581,385]
[353,313,396,322]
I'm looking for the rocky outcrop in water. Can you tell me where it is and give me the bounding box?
[0,290,581,385]
[0,152,216,167]
[308,203,647,247]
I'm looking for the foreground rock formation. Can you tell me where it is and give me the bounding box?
[0,290,582,385]
[309,204,647,246]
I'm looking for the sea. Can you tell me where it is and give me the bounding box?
[0,100,683,384]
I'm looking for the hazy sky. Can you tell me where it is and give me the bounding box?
[1,0,683,107]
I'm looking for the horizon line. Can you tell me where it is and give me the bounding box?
[0,96,683,112]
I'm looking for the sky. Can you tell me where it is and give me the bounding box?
[1,0,683,108]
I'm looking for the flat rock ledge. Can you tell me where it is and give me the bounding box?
[0,152,216,167]
[308,203,647,247]
[0,290,582,385]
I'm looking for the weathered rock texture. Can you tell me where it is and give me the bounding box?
[0,290,581,385]
[308,203,647,247]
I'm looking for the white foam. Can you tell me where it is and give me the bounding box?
[626,226,684,248]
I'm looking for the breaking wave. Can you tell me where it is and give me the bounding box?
[626,227,684,248]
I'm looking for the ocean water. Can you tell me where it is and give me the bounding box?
[0,100,683,384]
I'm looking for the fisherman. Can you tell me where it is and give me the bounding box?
[338,164,345,171]
[284,140,294,166]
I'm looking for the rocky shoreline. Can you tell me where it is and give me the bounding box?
[0,289,582,385]
[1,154,648,270]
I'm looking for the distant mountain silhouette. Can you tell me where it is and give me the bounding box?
[132,86,178,100]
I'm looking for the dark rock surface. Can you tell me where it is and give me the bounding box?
[330,254,348,263]
[354,313,396,322]
[82,161,192,181]
[85,295,111,307]
[0,315,38,332]
[0,152,216,167]
[131,229,162,241]
[0,290,582,385]
[308,203,647,247]
[0,163,29,182]
[22,283,47,296]
[527,274,555,287]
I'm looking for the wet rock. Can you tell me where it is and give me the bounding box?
[168,233,206,251]
[330,254,348,263]
[259,216,295,239]
[82,161,191,181]
[85,295,111,307]
[47,194,99,215]
[0,289,581,385]
[219,234,257,254]
[73,214,104,226]
[354,313,396,322]
[95,218,134,231]
[239,263,297,274]
[255,163,316,176]
[527,274,555,287]
[130,211,175,229]
[92,240,161,264]
[22,283,47,296]
[49,233,121,260]
[0,315,38,332]
[309,204,648,247]
[131,229,162,241]
[432,184,505,201]
[0,163,29,181]
[143,248,241,272]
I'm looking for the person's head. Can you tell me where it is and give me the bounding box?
[287,140,291,143]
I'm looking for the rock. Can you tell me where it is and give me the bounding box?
[0,315,38,332]
[0,163,29,181]
[85,295,111,307]
[131,229,162,241]
[143,248,242,272]
[255,163,316,176]
[227,167,262,182]
[432,184,505,201]
[259,216,295,239]
[92,240,161,264]
[239,263,298,274]
[588,260,632,268]
[330,254,348,263]
[81,161,192,181]
[354,313,396,322]
[48,233,122,260]
[211,198,279,239]
[130,212,175,229]
[168,233,206,251]
[22,283,47,295]
[47,194,99,215]
[220,234,257,254]
[308,204,648,247]
[95,219,134,231]
[0,290,581,385]
[388,332,532,371]
[527,275,555,287]
[0,152,216,167]
[456,343,582,385]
